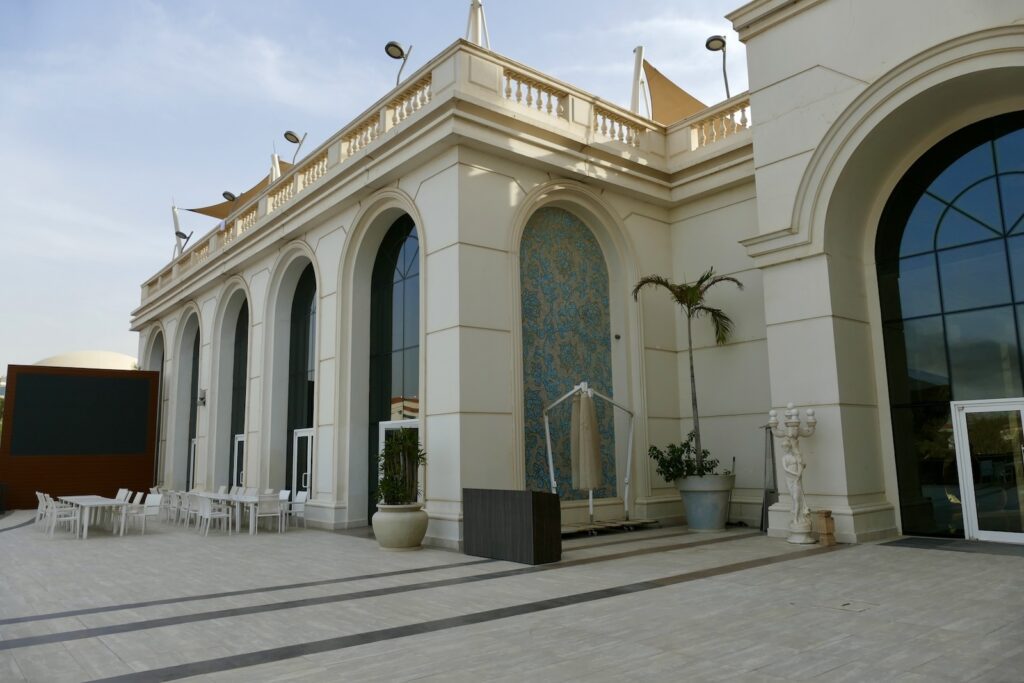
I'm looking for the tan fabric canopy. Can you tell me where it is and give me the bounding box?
[643,60,706,126]
[186,161,293,219]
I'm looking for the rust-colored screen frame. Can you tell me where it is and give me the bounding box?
[0,364,158,510]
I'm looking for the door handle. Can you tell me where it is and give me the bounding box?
[302,472,309,489]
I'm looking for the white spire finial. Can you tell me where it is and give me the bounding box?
[466,0,490,49]
[270,153,282,182]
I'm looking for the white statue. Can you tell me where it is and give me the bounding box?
[769,403,817,544]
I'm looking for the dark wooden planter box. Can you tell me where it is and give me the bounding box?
[463,488,561,565]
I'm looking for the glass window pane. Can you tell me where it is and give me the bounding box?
[1007,236,1024,302]
[964,410,1024,534]
[883,317,949,404]
[938,240,1011,312]
[936,209,1000,249]
[879,255,940,320]
[900,195,943,256]
[403,275,419,349]
[403,347,419,399]
[946,306,1022,400]
[952,178,1003,232]
[392,285,403,351]
[890,404,961,537]
[928,142,994,201]
[995,128,1024,173]
[407,236,420,276]
[1001,174,1024,235]
[391,351,404,403]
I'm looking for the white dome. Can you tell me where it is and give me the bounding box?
[34,350,138,370]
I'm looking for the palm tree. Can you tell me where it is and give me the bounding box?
[632,268,743,469]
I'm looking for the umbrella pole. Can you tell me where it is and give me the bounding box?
[589,489,594,524]
[623,412,635,521]
[543,413,557,495]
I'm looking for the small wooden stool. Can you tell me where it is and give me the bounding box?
[813,509,836,546]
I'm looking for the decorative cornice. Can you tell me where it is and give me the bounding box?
[727,0,827,42]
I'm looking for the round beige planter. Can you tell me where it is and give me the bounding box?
[677,474,735,532]
[371,503,429,550]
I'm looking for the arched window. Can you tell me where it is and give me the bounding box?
[368,215,419,516]
[186,329,199,490]
[877,111,1024,537]
[286,265,316,494]
[228,301,248,487]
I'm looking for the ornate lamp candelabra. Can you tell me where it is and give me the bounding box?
[768,403,817,544]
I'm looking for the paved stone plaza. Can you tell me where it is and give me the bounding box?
[1,510,1022,682]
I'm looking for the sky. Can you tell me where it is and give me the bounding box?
[0,0,748,372]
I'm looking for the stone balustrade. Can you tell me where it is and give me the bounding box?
[686,96,751,150]
[594,105,646,148]
[502,68,567,119]
[140,41,751,305]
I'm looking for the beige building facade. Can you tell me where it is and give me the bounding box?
[131,0,1024,548]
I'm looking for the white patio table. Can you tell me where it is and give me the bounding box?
[193,492,259,535]
[58,495,128,539]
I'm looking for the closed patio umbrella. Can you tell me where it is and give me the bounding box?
[570,391,602,492]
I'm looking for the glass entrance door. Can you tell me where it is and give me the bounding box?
[231,434,245,488]
[292,428,314,500]
[951,399,1024,544]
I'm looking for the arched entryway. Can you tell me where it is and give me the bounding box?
[267,254,318,497]
[173,313,200,490]
[368,215,420,518]
[144,329,165,486]
[877,111,1024,538]
[287,265,316,497]
[213,289,249,490]
[519,206,617,501]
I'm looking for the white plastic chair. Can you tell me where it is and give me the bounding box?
[181,493,200,528]
[229,485,241,495]
[278,490,291,531]
[195,496,232,536]
[125,494,162,534]
[287,491,307,528]
[34,492,48,529]
[256,494,283,533]
[43,494,80,538]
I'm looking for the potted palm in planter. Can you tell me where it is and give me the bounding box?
[371,428,428,549]
[633,268,742,531]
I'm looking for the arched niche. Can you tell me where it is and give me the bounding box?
[511,188,639,514]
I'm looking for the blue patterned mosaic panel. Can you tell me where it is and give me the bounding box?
[520,207,616,500]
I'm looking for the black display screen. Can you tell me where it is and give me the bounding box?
[8,371,153,456]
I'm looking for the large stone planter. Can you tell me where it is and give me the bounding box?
[372,503,429,550]
[677,474,735,532]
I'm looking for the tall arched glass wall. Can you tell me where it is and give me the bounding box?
[369,215,420,517]
[186,331,199,490]
[286,265,316,493]
[228,302,248,487]
[877,111,1024,537]
[520,206,616,500]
